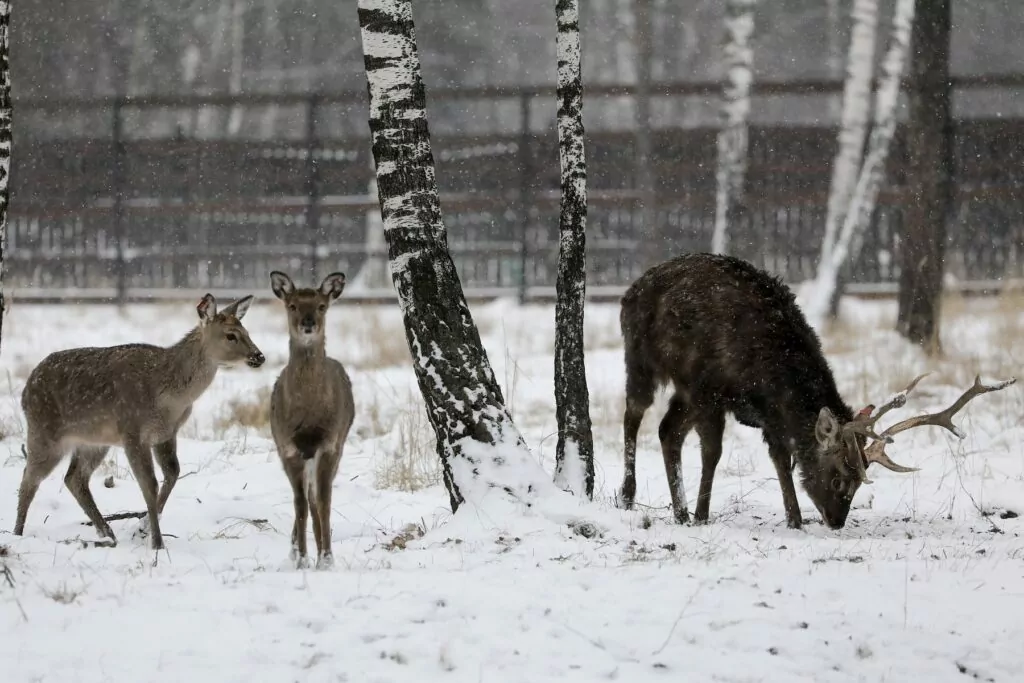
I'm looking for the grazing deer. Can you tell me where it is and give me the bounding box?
[269,270,355,569]
[14,294,265,549]
[616,253,1015,529]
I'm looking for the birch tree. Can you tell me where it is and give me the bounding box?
[710,0,756,256]
[806,0,915,327]
[819,0,878,264]
[356,0,552,513]
[0,1,10,354]
[552,0,595,500]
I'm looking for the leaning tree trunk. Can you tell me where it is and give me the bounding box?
[897,0,951,353]
[356,0,550,512]
[710,0,755,257]
[552,0,595,500]
[807,0,915,328]
[818,0,878,267]
[0,0,10,354]
[818,0,916,298]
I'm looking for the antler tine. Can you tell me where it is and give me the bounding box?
[863,374,1017,473]
[865,373,931,430]
[878,374,1017,441]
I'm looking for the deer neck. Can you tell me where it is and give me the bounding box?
[288,336,327,372]
[161,327,220,404]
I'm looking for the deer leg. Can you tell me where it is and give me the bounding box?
[306,458,324,560]
[14,435,65,536]
[659,393,693,524]
[122,435,164,550]
[314,457,336,569]
[618,363,655,510]
[693,410,726,524]
[152,438,181,515]
[768,442,803,529]
[283,457,310,567]
[64,447,114,542]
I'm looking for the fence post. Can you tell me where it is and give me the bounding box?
[517,92,532,304]
[305,94,321,281]
[112,97,127,305]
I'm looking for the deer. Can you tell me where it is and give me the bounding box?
[269,270,355,570]
[14,294,266,549]
[616,252,1016,529]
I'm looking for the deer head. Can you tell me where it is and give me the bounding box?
[196,293,266,368]
[804,373,1016,528]
[270,271,346,346]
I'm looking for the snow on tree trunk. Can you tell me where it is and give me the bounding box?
[356,0,554,514]
[710,0,755,257]
[807,0,915,329]
[818,0,878,266]
[0,1,10,354]
[552,0,595,500]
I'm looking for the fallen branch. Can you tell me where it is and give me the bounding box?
[82,511,147,526]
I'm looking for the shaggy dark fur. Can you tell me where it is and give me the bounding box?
[617,252,867,529]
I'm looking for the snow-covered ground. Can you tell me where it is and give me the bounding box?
[1,293,1022,682]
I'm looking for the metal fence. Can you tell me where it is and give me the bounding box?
[10,77,1024,302]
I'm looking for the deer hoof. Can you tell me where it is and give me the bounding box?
[316,552,334,571]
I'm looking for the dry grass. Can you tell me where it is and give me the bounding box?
[214,386,273,435]
[372,399,442,493]
[339,307,413,371]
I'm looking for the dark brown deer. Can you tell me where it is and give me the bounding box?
[15,294,265,549]
[616,253,1015,529]
[269,271,355,570]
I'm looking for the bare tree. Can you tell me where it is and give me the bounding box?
[0,0,9,352]
[552,0,595,499]
[807,0,915,326]
[818,0,878,267]
[897,0,951,352]
[356,0,551,512]
[710,0,755,257]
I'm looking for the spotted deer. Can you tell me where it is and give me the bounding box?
[616,253,1015,529]
[269,270,355,569]
[14,294,266,549]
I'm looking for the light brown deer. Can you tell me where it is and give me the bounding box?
[14,294,265,549]
[269,271,355,570]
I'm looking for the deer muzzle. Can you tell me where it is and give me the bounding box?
[247,351,266,368]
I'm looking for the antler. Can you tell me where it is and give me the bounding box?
[862,374,1017,472]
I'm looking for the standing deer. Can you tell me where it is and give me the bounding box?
[14,294,265,549]
[617,253,1015,529]
[269,270,355,569]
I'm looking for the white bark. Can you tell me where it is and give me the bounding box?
[819,0,878,264]
[711,0,755,256]
[806,0,916,325]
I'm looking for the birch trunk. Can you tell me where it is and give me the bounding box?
[0,1,9,354]
[897,0,949,352]
[356,0,551,513]
[819,0,878,265]
[552,0,595,500]
[816,0,916,305]
[710,0,755,257]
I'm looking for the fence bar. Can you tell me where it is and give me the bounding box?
[112,97,127,305]
[517,93,532,304]
[305,94,321,280]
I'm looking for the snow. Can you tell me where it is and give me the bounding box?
[2,296,1024,681]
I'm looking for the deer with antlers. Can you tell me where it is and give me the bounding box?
[617,253,1016,529]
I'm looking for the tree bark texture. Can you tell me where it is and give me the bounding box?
[0,1,10,355]
[897,0,950,352]
[807,0,914,327]
[552,0,595,500]
[356,0,547,513]
[711,0,755,258]
[819,0,878,268]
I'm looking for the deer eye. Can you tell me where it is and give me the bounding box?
[226,333,238,342]
[318,304,327,312]
[830,476,843,492]
[288,304,297,311]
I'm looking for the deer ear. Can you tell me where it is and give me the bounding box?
[197,294,217,324]
[270,271,294,300]
[221,295,253,320]
[318,272,346,302]
[815,407,841,448]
